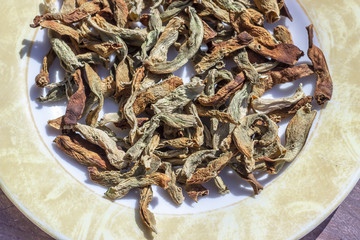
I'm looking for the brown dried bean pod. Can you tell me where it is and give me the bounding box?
[197,72,246,106]
[273,25,293,44]
[253,0,281,23]
[31,1,102,27]
[54,133,114,170]
[306,24,333,105]
[63,69,86,126]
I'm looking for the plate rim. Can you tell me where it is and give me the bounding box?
[0,0,359,239]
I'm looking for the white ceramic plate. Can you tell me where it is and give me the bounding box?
[0,0,359,239]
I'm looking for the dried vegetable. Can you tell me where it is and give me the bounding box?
[31,0,333,233]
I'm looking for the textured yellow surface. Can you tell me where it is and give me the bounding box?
[0,1,359,239]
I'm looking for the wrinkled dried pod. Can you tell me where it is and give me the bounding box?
[139,186,157,233]
[145,7,204,74]
[109,0,129,27]
[253,0,280,23]
[185,184,209,202]
[160,162,185,205]
[231,10,277,47]
[39,20,81,43]
[251,84,305,114]
[74,124,128,169]
[30,1,101,27]
[54,133,114,170]
[194,31,253,74]
[35,49,56,87]
[252,64,314,97]
[145,17,185,65]
[186,151,233,185]
[232,113,278,173]
[306,24,333,105]
[63,69,86,126]
[133,76,183,116]
[198,0,231,23]
[273,25,293,44]
[197,72,246,106]
[248,40,304,66]
[84,63,104,126]
[263,104,317,174]
[105,172,170,199]
[278,0,293,21]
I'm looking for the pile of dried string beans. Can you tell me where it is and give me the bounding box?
[31,0,332,233]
